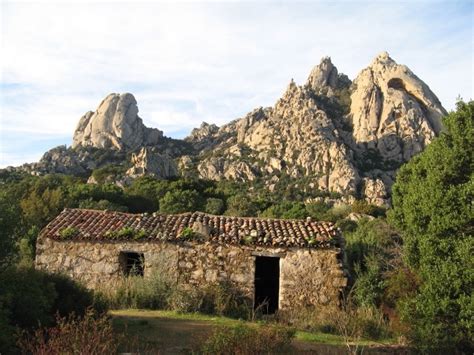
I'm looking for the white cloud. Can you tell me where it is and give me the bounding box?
[0,0,472,168]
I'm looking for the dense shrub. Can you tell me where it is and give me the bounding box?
[47,273,103,317]
[91,164,127,184]
[159,190,201,213]
[204,197,225,215]
[98,274,254,320]
[225,194,257,217]
[0,268,101,354]
[99,273,173,310]
[278,304,389,341]
[18,309,120,355]
[200,323,295,354]
[390,100,474,351]
[199,282,252,319]
[305,201,332,220]
[0,268,57,330]
[351,200,385,217]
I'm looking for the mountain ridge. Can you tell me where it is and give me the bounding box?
[7,52,447,206]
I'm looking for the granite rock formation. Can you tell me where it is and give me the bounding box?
[185,52,446,204]
[72,93,163,151]
[126,147,178,179]
[7,52,447,205]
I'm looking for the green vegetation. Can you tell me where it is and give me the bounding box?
[0,268,103,353]
[0,101,471,352]
[201,323,295,354]
[59,226,78,239]
[179,226,196,240]
[104,227,147,240]
[110,309,395,352]
[91,164,127,184]
[389,100,474,352]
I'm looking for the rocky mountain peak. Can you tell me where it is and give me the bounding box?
[350,52,446,163]
[306,56,338,92]
[11,52,448,207]
[72,93,163,151]
[372,51,394,65]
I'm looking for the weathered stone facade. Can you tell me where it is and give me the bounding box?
[35,208,347,311]
[36,237,346,310]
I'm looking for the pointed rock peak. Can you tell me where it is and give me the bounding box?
[371,51,397,66]
[319,56,333,65]
[72,92,162,151]
[288,78,297,89]
[307,56,338,92]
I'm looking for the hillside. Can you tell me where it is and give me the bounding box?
[7,52,446,205]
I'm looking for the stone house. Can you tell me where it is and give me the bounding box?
[36,208,347,313]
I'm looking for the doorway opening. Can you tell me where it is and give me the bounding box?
[254,256,280,314]
[119,251,144,277]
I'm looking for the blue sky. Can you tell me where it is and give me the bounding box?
[1,0,472,168]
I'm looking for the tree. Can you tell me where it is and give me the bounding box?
[225,194,257,217]
[159,190,200,214]
[204,198,225,215]
[389,100,473,351]
[0,191,20,267]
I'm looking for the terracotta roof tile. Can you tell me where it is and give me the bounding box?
[40,208,342,249]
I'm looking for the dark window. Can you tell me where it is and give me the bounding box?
[254,256,280,314]
[119,251,144,276]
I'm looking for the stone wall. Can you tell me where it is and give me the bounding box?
[35,236,346,310]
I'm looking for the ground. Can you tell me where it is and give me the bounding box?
[111,309,410,354]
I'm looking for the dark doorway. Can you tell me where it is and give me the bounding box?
[119,251,144,276]
[254,256,280,314]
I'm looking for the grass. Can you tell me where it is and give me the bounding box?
[110,309,398,351]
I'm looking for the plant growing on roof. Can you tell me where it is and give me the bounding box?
[59,227,78,239]
[242,235,253,245]
[179,227,195,240]
[305,234,317,246]
[104,227,147,240]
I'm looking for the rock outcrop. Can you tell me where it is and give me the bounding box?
[126,147,178,179]
[7,52,446,206]
[185,52,446,204]
[350,51,446,162]
[72,93,163,151]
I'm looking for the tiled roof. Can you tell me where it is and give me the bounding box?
[40,208,342,249]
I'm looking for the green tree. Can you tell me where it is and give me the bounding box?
[389,101,474,351]
[159,190,200,214]
[204,198,225,215]
[0,191,20,267]
[225,194,257,217]
[260,201,307,219]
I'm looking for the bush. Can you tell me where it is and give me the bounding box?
[278,303,390,342]
[306,201,331,220]
[169,286,205,313]
[390,101,474,351]
[200,323,295,354]
[59,226,78,239]
[225,194,258,217]
[336,219,357,233]
[18,309,120,354]
[199,282,252,319]
[47,273,103,317]
[0,268,57,330]
[0,268,100,354]
[159,190,201,214]
[205,198,225,215]
[100,273,173,310]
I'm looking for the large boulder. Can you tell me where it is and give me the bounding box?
[72,93,162,151]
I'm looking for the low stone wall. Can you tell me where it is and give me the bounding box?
[35,236,346,310]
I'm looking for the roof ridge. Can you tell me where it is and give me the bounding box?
[62,208,335,225]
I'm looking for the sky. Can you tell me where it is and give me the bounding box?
[1,0,473,168]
